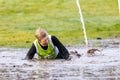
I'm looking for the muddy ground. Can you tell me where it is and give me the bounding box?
[0,39,120,80]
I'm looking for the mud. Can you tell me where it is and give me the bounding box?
[0,39,120,80]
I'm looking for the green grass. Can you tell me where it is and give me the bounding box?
[0,0,120,48]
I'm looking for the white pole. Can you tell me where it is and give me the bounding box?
[118,0,120,15]
[76,0,88,47]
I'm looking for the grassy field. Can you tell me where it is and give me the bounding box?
[0,0,120,48]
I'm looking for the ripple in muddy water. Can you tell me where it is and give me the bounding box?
[0,39,120,80]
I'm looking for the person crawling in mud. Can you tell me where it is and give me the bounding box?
[25,28,70,60]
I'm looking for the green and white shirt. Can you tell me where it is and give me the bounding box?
[34,35,59,59]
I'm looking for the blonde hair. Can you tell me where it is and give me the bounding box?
[35,28,48,40]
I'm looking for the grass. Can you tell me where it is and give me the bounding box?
[0,0,120,48]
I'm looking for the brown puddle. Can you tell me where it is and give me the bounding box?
[0,39,120,80]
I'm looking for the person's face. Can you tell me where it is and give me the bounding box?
[38,36,49,46]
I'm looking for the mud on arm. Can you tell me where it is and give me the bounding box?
[51,36,70,60]
[25,43,36,59]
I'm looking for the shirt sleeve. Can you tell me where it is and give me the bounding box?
[51,35,69,59]
[25,43,36,59]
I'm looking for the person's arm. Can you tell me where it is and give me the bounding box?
[51,35,69,60]
[25,43,36,59]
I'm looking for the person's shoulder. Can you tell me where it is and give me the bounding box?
[51,35,58,40]
[51,35,57,38]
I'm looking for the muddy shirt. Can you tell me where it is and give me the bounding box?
[25,35,69,60]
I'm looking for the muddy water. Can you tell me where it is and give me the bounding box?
[0,39,120,80]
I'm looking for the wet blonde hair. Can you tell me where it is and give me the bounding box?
[35,28,48,40]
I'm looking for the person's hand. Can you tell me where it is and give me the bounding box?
[66,56,72,61]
